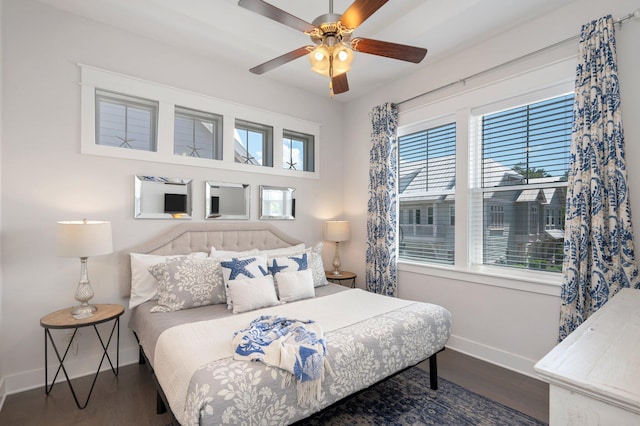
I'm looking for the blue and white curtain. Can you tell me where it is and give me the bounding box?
[366,102,399,296]
[559,15,640,341]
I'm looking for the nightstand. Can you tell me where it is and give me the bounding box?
[325,271,357,288]
[40,304,124,409]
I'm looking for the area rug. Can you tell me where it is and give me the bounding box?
[296,366,546,426]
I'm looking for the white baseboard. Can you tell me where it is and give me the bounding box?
[446,334,541,379]
[4,346,140,395]
[4,335,542,395]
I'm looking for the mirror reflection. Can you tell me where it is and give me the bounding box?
[259,185,295,220]
[205,182,250,220]
[134,175,192,219]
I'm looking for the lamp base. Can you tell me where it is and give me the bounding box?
[331,269,342,276]
[72,303,97,317]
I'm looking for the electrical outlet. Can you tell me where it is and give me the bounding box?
[64,330,80,356]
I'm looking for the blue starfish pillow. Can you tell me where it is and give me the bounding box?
[267,253,309,276]
[220,254,269,310]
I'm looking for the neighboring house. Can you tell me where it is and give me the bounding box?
[399,156,566,270]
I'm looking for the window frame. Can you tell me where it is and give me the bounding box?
[173,106,223,160]
[398,116,457,265]
[234,119,274,167]
[95,89,159,152]
[282,129,315,172]
[80,64,320,179]
[397,57,576,296]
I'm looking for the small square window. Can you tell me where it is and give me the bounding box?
[234,119,273,167]
[95,89,158,151]
[283,130,315,172]
[174,106,223,160]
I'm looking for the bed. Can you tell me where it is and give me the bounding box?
[122,222,451,425]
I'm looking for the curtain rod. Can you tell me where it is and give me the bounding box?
[397,9,640,107]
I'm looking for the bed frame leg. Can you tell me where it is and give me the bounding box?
[429,347,444,390]
[429,353,438,390]
[138,345,146,365]
[157,391,167,414]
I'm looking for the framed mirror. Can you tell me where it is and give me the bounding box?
[205,182,250,220]
[134,175,192,219]
[259,185,295,220]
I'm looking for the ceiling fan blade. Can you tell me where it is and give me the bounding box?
[249,46,313,74]
[351,37,427,63]
[339,0,388,29]
[332,73,349,95]
[238,0,315,33]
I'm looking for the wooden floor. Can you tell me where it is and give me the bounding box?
[0,348,549,425]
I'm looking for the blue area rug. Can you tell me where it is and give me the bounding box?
[296,366,546,425]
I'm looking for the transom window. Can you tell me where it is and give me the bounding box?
[234,119,273,167]
[282,130,314,172]
[95,89,158,151]
[174,106,223,160]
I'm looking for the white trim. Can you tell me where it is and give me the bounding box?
[3,346,139,395]
[446,334,543,379]
[399,260,562,296]
[79,64,321,179]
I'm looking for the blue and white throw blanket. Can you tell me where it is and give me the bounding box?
[232,315,331,406]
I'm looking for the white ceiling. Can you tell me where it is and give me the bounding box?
[37,0,575,101]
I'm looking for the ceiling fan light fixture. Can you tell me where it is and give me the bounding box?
[332,43,353,75]
[309,45,331,75]
[309,42,353,77]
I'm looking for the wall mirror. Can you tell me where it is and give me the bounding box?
[259,185,295,220]
[205,182,250,220]
[134,175,192,219]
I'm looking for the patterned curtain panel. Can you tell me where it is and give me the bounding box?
[366,102,399,296]
[559,15,640,341]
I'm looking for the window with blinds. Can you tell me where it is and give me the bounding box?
[95,89,158,151]
[398,122,456,264]
[234,119,273,167]
[480,93,573,272]
[174,106,223,160]
[283,129,314,172]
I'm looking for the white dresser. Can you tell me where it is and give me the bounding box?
[535,288,640,425]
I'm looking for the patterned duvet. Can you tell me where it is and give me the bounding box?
[130,285,451,425]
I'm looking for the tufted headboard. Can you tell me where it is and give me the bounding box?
[119,222,303,297]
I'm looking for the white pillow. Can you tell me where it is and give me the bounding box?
[129,252,207,309]
[209,248,259,258]
[276,269,315,303]
[227,275,279,314]
[219,254,269,310]
[259,244,306,257]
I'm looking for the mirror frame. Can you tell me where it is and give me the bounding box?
[134,175,192,220]
[205,181,250,220]
[259,185,295,220]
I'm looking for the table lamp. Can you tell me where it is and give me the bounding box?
[56,219,113,316]
[324,221,350,275]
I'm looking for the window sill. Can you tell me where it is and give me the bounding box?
[398,260,562,296]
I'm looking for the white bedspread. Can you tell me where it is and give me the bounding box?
[154,289,414,425]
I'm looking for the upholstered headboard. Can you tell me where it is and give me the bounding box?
[119,222,303,297]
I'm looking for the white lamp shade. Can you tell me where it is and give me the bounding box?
[56,220,113,257]
[324,221,350,242]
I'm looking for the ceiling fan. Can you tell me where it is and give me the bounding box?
[238,0,428,97]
